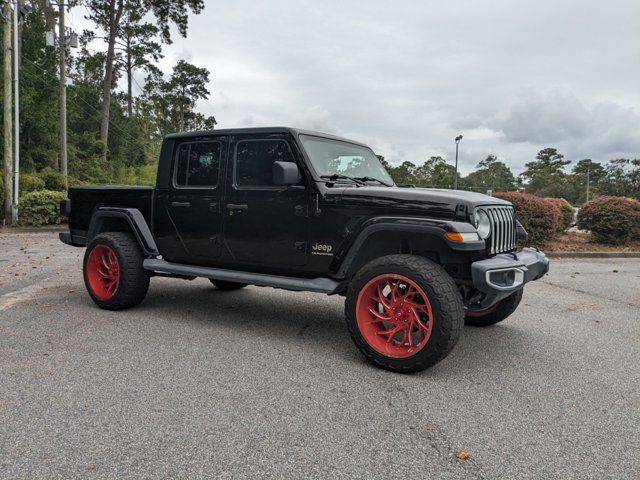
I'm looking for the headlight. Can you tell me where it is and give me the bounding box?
[474,209,491,239]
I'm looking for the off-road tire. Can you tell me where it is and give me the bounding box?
[464,289,523,327]
[345,254,464,373]
[209,279,248,290]
[83,232,150,310]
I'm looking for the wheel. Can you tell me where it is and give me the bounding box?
[83,232,150,310]
[345,254,464,373]
[464,289,523,327]
[209,279,247,291]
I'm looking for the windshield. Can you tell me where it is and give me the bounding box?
[299,135,394,185]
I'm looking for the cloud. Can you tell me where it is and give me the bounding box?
[483,90,640,162]
[71,0,640,174]
[294,106,336,133]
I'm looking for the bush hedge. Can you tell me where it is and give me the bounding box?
[578,196,640,245]
[546,197,574,232]
[493,192,560,243]
[18,190,67,227]
[19,172,46,193]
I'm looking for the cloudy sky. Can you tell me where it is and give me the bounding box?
[71,0,640,175]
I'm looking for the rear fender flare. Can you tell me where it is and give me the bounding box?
[87,207,159,257]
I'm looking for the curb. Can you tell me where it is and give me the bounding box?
[0,226,66,234]
[546,251,640,258]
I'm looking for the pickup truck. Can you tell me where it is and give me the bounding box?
[60,127,549,373]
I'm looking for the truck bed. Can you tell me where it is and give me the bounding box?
[67,185,155,238]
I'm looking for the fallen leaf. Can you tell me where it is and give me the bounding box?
[455,451,470,460]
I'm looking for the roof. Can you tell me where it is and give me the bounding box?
[163,127,370,148]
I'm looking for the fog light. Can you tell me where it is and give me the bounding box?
[486,268,524,290]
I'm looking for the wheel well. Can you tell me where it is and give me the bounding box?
[344,231,448,278]
[90,217,133,239]
[337,230,476,294]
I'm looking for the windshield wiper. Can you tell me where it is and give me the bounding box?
[354,176,393,187]
[320,174,366,186]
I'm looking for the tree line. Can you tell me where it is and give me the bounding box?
[380,149,639,205]
[1,0,211,190]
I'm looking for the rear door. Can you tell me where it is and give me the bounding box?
[222,134,310,267]
[165,138,226,262]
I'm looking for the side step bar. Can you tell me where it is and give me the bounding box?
[142,259,341,294]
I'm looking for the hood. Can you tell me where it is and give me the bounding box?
[325,186,511,218]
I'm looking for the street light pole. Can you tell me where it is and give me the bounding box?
[454,135,463,190]
[12,0,19,222]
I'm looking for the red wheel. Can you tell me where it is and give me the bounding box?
[83,232,149,310]
[356,274,434,359]
[86,244,120,300]
[346,255,463,373]
[464,289,523,327]
[464,303,498,318]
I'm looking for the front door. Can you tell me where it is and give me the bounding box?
[165,138,226,263]
[223,135,309,267]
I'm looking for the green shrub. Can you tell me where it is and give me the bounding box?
[19,172,46,193]
[39,167,68,191]
[546,197,574,232]
[578,196,640,245]
[493,192,561,244]
[18,190,66,227]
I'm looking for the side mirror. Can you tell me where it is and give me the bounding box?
[272,161,300,186]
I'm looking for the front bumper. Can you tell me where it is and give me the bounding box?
[470,247,549,308]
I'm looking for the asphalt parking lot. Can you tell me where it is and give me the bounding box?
[1,232,639,479]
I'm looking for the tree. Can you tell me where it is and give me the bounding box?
[83,0,204,159]
[521,148,570,197]
[17,1,60,172]
[413,156,455,188]
[464,154,516,193]
[564,159,606,204]
[114,1,162,116]
[600,159,640,199]
[166,60,211,131]
[140,60,215,137]
[384,161,416,185]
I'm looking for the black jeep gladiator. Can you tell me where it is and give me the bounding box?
[60,127,549,372]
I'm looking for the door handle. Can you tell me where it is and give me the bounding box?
[226,203,248,211]
[171,201,191,208]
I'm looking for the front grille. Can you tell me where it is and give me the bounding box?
[483,205,517,254]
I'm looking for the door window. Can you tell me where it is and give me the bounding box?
[235,139,296,187]
[174,141,221,188]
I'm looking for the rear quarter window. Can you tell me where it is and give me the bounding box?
[174,141,221,188]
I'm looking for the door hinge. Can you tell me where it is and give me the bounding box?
[294,241,306,252]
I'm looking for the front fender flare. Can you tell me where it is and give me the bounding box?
[332,217,485,279]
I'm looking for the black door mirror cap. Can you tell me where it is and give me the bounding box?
[273,161,300,186]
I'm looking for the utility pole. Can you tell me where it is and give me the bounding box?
[3,0,13,224]
[58,1,67,188]
[12,0,19,222]
[454,134,463,190]
[586,165,590,203]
